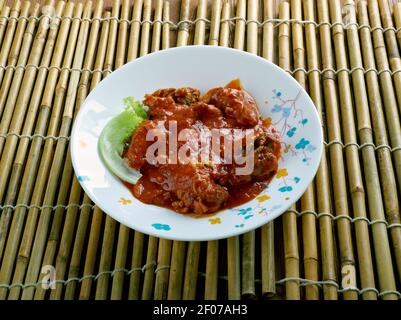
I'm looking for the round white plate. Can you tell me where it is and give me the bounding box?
[71,46,323,241]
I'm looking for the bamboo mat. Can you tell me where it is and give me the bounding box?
[0,0,400,301]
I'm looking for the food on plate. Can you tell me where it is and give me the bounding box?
[99,79,281,214]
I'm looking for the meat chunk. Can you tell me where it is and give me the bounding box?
[124,120,158,170]
[148,87,200,105]
[137,164,229,214]
[192,102,228,128]
[202,87,260,127]
[144,95,197,130]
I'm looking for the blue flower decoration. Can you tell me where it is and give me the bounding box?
[279,186,293,192]
[295,138,310,150]
[244,215,253,220]
[151,223,171,231]
[286,127,296,137]
[272,104,282,113]
[300,118,308,125]
[283,107,291,118]
[306,144,316,152]
[294,177,301,183]
[235,224,244,228]
[78,176,90,182]
[237,208,252,216]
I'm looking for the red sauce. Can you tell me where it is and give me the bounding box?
[123,177,271,216]
[123,80,281,215]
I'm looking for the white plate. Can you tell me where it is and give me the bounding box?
[71,46,323,241]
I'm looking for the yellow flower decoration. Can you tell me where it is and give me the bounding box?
[257,195,271,202]
[209,218,221,225]
[284,145,291,154]
[276,168,288,179]
[119,197,132,205]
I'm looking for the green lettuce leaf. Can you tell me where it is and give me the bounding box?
[98,97,148,184]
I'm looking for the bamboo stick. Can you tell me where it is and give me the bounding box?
[364,0,401,284]
[128,0,143,60]
[31,1,81,300]
[317,0,358,300]
[377,0,401,119]
[62,195,93,300]
[330,0,380,300]
[394,4,401,50]
[31,1,99,300]
[141,236,159,300]
[260,0,276,299]
[0,1,20,89]
[154,237,172,300]
[78,10,111,300]
[0,2,38,262]
[233,0,245,51]
[139,0,151,56]
[0,0,67,275]
[0,4,9,49]
[204,240,218,299]
[219,0,230,48]
[278,2,300,301]
[303,0,337,300]
[167,240,186,299]
[0,3,30,122]
[182,241,201,300]
[194,0,207,45]
[384,1,401,283]
[290,0,319,300]
[42,152,77,300]
[0,2,31,204]
[373,0,401,216]
[107,0,132,301]
[208,0,221,46]
[153,1,172,301]
[1,0,64,299]
[115,0,130,69]
[241,0,257,299]
[93,0,120,301]
[151,0,163,52]
[14,1,92,301]
[176,0,190,47]
[340,0,398,300]
[0,1,71,300]
[0,0,23,155]
[161,0,170,50]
